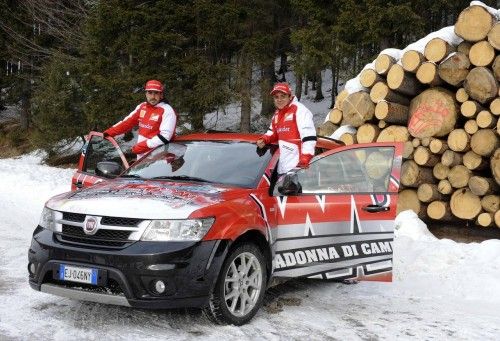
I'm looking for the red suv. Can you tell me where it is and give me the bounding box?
[28,132,402,325]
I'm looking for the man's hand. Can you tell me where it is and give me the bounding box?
[297,154,313,168]
[257,137,268,148]
[103,132,110,138]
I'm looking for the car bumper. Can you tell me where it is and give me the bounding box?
[28,226,229,309]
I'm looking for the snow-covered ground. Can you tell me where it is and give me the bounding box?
[0,154,499,340]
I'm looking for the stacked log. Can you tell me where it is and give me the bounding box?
[319,3,500,228]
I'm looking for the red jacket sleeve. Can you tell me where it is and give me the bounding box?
[104,104,141,137]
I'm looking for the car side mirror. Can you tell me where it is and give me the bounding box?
[275,172,302,196]
[95,161,123,178]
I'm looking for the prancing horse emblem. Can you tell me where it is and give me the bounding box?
[84,217,98,235]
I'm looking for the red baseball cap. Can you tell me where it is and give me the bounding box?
[270,82,292,96]
[145,80,164,92]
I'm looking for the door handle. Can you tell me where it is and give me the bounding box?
[362,204,390,213]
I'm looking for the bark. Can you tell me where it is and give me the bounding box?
[401,160,436,187]
[374,101,409,125]
[387,64,422,96]
[370,81,410,105]
[375,54,396,76]
[424,38,455,63]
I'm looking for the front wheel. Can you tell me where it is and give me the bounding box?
[204,243,267,325]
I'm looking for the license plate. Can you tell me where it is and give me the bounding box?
[59,264,98,285]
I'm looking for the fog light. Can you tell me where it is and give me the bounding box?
[154,280,166,294]
[28,262,36,275]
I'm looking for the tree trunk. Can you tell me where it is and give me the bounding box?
[470,129,499,156]
[438,52,470,87]
[401,50,425,73]
[429,138,448,154]
[370,81,410,105]
[375,53,396,76]
[408,87,458,138]
[488,22,500,50]
[397,189,425,218]
[455,88,469,103]
[464,119,479,135]
[447,129,471,153]
[490,98,500,116]
[441,149,464,167]
[481,194,500,213]
[314,72,324,101]
[495,210,500,228]
[427,201,454,221]
[328,108,343,124]
[468,175,499,196]
[463,151,488,170]
[424,38,455,63]
[260,62,277,117]
[457,41,472,55]
[414,146,440,167]
[334,89,349,109]
[387,64,422,96]
[356,123,380,143]
[376,125,410,142]
[295,73,303,101]
[490,148,500,185]
[455,5,495,42]
[463,67,498,104]
[317,121,338,137]
[401,160,436,187]
[448,165,472,188]
[416,62,442,86]
[450,188,482,220]
[438,179,453,195]
[433,162,450,180]
[403,141,415,159]
[476,212,494,227]
[469,41,495,67]
[341,91,375,127]
[239,53,252,133]
[476,110,497,128]
[418,183,445,203]
[492,56,500,82]
[375,101,409,124]
[461,100,484,118]
[360,68,383,88]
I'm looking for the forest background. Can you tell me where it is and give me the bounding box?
[0,0,496,157]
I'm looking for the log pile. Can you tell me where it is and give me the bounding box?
[320,3,500,228]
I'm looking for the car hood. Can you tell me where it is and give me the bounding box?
[46,179,232,219]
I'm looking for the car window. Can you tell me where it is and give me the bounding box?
[297,146,395,194]
[123,141,275,188]
[82,136,124,175]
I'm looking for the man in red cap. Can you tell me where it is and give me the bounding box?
[103,79,177,158]
[257,82,317,174]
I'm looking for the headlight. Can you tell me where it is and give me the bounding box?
[141,218,215,242]
[39,207,56,231]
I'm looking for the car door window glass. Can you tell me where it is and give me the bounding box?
[83,136,124,175]
[297,147,395,194]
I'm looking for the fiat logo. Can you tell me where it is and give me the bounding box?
[84,217,98,235]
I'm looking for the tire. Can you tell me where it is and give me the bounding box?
[204,243,267,325]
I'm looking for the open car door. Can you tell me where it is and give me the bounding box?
[71,131,130,191]
[272,142,403,282]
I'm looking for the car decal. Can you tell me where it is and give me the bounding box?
[249,194,273,244]
[272,194,395,280]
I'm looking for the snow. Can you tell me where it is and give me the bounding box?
[1,154,500,340]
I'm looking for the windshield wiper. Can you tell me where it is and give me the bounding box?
[119,174,143,179]
[148,175,213,183]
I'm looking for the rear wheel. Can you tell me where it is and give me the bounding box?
[204,243,267,325]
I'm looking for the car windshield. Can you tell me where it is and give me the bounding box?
[121,140,274,188]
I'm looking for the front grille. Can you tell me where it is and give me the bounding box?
[56,234,130,248]
[101,216,142,227]
[62,224,132,240]
[62,212,86,222]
